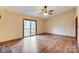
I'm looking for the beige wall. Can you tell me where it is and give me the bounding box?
[76,7,79,16]
[76,7,79,47]
[45,9,76,37]
[0,8,76,42]
[0,9,44,42]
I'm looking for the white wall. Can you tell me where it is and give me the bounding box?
[45,9,76,37]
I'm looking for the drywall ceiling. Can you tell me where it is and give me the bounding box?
[2,6,76,19]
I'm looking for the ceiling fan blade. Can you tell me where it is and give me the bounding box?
[49,13,52,15]
[49,10,54,12]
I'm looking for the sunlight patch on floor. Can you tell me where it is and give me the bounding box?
[23,36,39,53]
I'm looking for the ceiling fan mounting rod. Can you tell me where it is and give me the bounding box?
[44,6,47,13]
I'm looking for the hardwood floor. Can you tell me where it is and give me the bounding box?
[37,35,77,53]
[0,34,77,53]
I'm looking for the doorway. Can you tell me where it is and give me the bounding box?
[23,19,37,37]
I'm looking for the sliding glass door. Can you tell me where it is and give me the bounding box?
[24,19,37,37]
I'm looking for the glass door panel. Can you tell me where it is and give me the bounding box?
[31,21,36,35]
[24,20,30,37]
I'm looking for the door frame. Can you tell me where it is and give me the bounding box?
[75,16,78,50]
[75,16,78,41]
[23,18,37,38]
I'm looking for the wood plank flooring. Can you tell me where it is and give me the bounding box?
[0,34,78,53]
[37,35,77,53]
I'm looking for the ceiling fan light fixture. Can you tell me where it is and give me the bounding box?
[43,13,48,16]
[38,6,53,16]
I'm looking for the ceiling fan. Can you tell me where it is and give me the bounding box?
[38,6,54,16]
